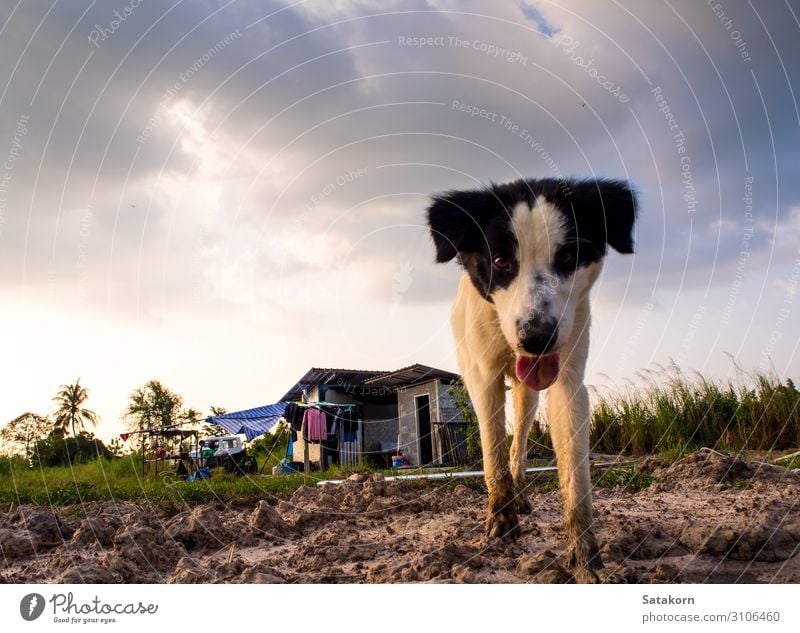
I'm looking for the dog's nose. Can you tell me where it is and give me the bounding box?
[518,323,558,355]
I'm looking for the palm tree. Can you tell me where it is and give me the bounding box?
[52,379,99,438]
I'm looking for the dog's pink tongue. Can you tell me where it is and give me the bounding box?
[516,354,560,391]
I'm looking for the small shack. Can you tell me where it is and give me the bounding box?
[281,364,470,469]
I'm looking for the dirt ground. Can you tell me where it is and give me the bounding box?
[1,449,799,583]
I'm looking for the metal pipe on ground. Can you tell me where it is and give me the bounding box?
[317,460,640,486]
[773,450,800,463]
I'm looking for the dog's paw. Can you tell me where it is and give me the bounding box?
[571,564,627,584]
[485,509,520,541]
[571,566,601,584]
[595,567,629,584]
[567,539,604,584]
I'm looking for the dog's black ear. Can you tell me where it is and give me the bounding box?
[426,189,494,263]
[571,179,638,254]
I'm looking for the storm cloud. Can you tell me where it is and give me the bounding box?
[1,0,798,439]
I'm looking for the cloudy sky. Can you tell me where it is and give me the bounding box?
[1,0,798,442]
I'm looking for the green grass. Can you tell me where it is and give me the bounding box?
[592,467,656,492]
[769,454,800,470]
[0,451,447,509]
[521,466,657,494]
[589,364,800,457]
[727,477,753,490]
[0,450,455,509]
[0,453,372,509]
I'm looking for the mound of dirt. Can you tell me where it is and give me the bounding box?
[249,500,290,534]
[603,524,689,561]
[0,506,74,561]
[165,505,231,550]
[1,450,798,584]
[681,520,800,562]
[516,550,572,583]
[652,448,795,492]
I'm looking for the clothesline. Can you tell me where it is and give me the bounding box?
[296,401,359,408]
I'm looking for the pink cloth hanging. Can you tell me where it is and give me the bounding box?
[304,408,327,441]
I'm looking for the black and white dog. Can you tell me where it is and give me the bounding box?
[427,178,637,582]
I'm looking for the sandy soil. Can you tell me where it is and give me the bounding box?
[1,450,798,583]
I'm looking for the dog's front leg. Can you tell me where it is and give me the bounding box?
[547,375,602,582]
[510,380,539,514]
[468,368,518,540]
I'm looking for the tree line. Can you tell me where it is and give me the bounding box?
[0,378,229,466]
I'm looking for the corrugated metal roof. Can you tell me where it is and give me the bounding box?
[363,363,461,387]
[280,364,461,401]
[280,367,388,402]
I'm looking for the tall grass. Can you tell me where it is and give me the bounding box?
[590,364,800,456]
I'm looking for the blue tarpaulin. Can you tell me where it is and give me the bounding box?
[205,402,289,441]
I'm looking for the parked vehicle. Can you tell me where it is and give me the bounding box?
[190,436,257,475]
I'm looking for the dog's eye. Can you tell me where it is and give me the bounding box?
[557,251,575,265]
[492,256,512,270]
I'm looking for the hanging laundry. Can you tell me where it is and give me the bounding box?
[341,407,358,435]
[329,416,338,438]
[336,407,357,443]
[304,408,327,442]
[321,436,339,467]
[326,408,338,439]
[301,410,312,443]
[283,402,304,432]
